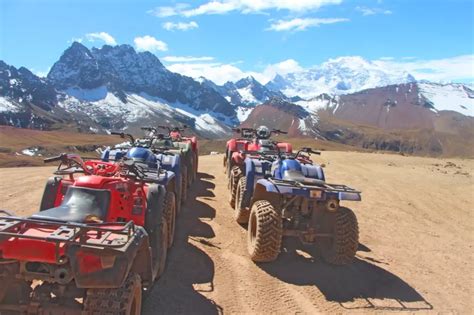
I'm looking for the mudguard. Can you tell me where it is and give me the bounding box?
[277,142,293,153]
[157,153,181,177]
[67,226,153,289]
[157,171,176,187]
[231,151,246,166]
[244,158,273,197]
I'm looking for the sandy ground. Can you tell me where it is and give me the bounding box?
[1,152,473,314]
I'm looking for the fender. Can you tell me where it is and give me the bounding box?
[157,171,176,189]
[277,142,293,153]
[244,158,272,197]
[67,226,153,289]
[231,151,246,167]
[226,139,238,152]
[251,181,281,209]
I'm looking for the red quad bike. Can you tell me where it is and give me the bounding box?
[0,154,169,314]
[225,126,292,208]
[158,125,199,183]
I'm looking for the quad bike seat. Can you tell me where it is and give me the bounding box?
[31,187,110,223]
[282,170,326,186]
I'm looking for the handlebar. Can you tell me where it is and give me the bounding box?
[43,154,66,163]
[110,131,135,144]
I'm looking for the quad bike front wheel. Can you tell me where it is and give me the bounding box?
[234,176,250,224]
[84,273,142,315]
[319,207,359,265]
[247,200,282,262]
[164,191,177,248]
[181,166,188,205]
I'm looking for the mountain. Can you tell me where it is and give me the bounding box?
[265,56,416,98]
[242,82,474,156]
[1,43,237,137]
[199,75,287,122]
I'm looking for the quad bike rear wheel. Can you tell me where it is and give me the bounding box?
[144,184,168,280]
[164,191,177,248]
[319,207,359,265]
[234,176,250,224]
[181,166,188,205]
[247,200,282,262]
[193,151,198,181]
[84,273,142,315]
[229,166,242,207]
[187,159,194,187]
[150,218,168,280]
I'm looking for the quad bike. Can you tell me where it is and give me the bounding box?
[157,125,198,185]
[225,126,292,208]
[0,154,170,314]
[102,131,185,219]
[234,148,361,264]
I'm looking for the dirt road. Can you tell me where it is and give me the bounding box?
[1,152,473,313]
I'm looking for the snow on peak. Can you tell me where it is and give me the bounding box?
[418,82,473,117]
[266,55,416,98]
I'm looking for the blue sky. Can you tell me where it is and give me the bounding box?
[0,0,473,84]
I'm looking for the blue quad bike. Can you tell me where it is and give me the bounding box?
[101,131,184,247]
[234,148,361,264]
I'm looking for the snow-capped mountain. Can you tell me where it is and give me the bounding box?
[0,43,236,137]
[49,42,235,117]
[199,75,287,122]
[266,56,416,98]
[242,82,474,155]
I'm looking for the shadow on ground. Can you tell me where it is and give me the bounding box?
[258,238,432,311]
[142,172,222,314]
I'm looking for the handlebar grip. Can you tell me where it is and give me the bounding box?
[110,132,123,136]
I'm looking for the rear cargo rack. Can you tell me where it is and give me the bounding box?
[270,178,361,194]
[0,214,136,253]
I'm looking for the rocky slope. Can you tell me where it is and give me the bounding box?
[0,43,236,137]
[242,83,474,156]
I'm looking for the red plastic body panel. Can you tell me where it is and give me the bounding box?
[277,142,293,153]
[227,139,251,152]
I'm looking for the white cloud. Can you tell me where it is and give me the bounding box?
[134,35,168,52]
[260,59,303,79]
[266,17,348,32]
[356,6,392,16]
[85,32,117,45]
[374,55,474,82]
[162,56,214,62]
[150,0,342,17]
[163,21,199,31]
[148,3,190,17]
[165,58,303,85]
[167,62,252,84]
